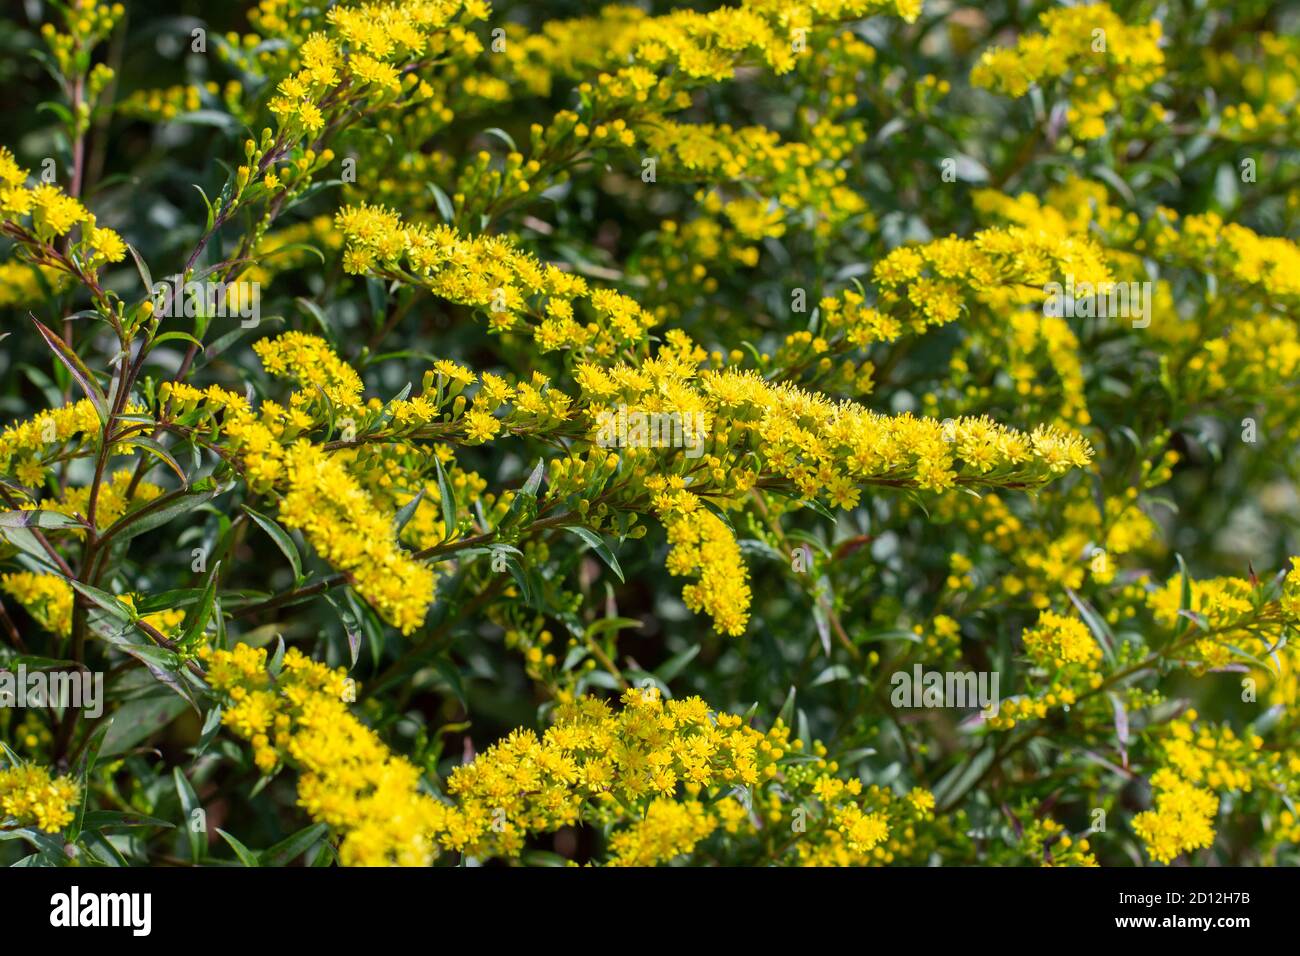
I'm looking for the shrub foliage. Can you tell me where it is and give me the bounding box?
[0,0,1298,867]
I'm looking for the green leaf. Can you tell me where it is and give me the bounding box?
[858,628,922,644]
[69,580,134,625]
[504,554,533,606]
[428,182,456,222]
[78,831,129,866]
[242,505,303,582]
[0,741,21,767]
[482,126,518,152]
[520,849,571,867]
[197,317,283,369]
[563,526,624,582]
[801,497,838,524]
[37,100,75,125]
[216,828,261,866]
[433,455,458,541]
[295,297,334,342]
[176,110,242,132]
[932,745,996,810]
[192,183,216,234]
[0,509,86,531]
[269,633,287,677]
[31,318,108,423]
[393,487,425,536]
[70,721,112,839]
[777,686,797,727]
[260,823,329,866]
[119,435,188,485]
[655,645,699,683]
[0,526,60,568]
[99,487,219,547]
[148,330,204,352]
[81,810,175,832]
[584,616,641,640]
[284,181,343,213]
[1173,553,1194,639]
[173,767,204,862]
[323,591,363,668]
[433,655,468,708]
[195,704,224,756]
[812,664,852,686]
[127,243,153,296]
[1065,587,1116,665]
[180,560,220,648]
[100,694,188,756]
[114,642,185,685]
[1,653,77,669]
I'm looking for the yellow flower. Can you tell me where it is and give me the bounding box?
[0,763,81,833]
[0,572,74,637]
[204,644,446,866]
[662,504,751,636]
[1022,611,1101,669]
[1132,769,1219,864]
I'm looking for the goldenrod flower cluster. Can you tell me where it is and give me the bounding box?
[0,763,81,834]
[158,369,434,635]
[1,572,75,637]
[663,507,752,637]
[971,4,1164,139]
[1021,611,1101,670]
[1131,713,1270,864]
[1146,566,1300,673]
[1204,33,1300,141]
[0,146,126,269]
[202,644,445,865]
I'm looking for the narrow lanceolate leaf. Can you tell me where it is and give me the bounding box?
[428,182,456,223]
[0,509,87,531]
[1065,587,1116,665]
[482,127,518,152]
[1108,691,1130,769]
[147,330,204,353]
[69,580,134,625]
[433,456,457,541]
[216,828,261,867]
[260,823,329,866]
[393,486,425,536]
[0,525,63,567]
[99,694,188,757]
[69,721,113,839]
[31,318,109,422]
[172,767,205,863]
[501,459,545,529]
[295,297,334,342]
[1173,552,1195,639]
[80,810,175,832]
[242,505,303,581]
[127,243,152,296]
[504,554,533,606]
[192,183,216,234]
[655,645,700,683]
[119,435,188,485]
[563,526,625,583]
[98,486,219,547]
[521,458,546,497]
[181,560,220,648]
